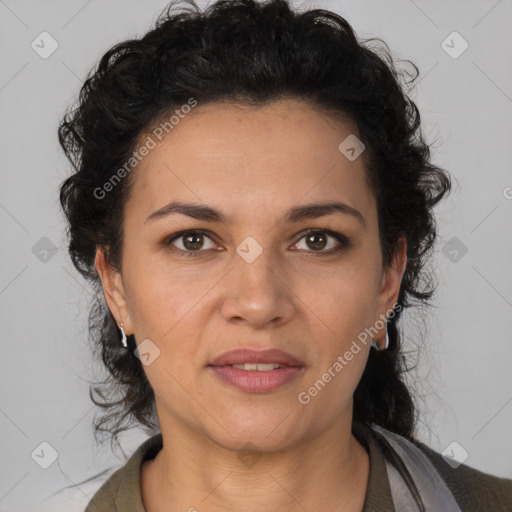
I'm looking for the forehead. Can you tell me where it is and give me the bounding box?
[128,99,375,224]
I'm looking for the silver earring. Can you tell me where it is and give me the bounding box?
[371,324,389,351]
[120,322,128,348]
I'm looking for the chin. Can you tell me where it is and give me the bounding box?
[203,411,304,453]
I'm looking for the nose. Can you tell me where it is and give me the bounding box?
[220,247,296,330]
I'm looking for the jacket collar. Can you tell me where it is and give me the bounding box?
[113,421,396,511]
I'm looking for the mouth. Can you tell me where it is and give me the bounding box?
[207,348,305,392]
[207,365,304,392]
[210,363,292,371]
[208,347,304,368]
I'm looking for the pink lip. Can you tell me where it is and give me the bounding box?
[208,348,304,367]
[207,348,305,393]
[209,366,304,393]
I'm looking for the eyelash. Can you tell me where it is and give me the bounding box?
[163,229,350,257]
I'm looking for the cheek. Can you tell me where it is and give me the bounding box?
[123,249,206,335]
[295,261,379,383]
[300,261,380,331]
[124,266,211,380]
[296,342,368,429]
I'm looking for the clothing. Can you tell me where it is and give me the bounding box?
[84,421,512,511]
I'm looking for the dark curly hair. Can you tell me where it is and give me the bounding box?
[58,0,451,454]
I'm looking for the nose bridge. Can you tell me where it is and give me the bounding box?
[221,235,294,326]
[234,235,283,297]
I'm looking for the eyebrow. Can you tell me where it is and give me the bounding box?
[144,200,366,228]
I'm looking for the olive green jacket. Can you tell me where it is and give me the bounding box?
[84,422,512,511]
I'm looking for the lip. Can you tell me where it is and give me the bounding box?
[208,366,304,393]
[208,348,304,367]
[207,348,305,393]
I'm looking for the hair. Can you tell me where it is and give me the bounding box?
[58,0,451,457]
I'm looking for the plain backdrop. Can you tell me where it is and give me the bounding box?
[1,0,511,510]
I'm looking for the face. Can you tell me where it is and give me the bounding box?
[96,98,406,452]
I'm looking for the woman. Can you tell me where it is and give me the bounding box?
[58,0,512,510]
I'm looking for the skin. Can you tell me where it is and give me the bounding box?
[95,98,407,511]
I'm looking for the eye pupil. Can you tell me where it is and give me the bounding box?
[184,233,203,250]
[306,233,327,250]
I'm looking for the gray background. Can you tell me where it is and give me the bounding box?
[1,0,511,510]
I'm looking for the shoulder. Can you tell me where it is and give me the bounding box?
[83,464,130,512]
[84,433,163,512]
[358,421,512,512]
[413,439,512,511]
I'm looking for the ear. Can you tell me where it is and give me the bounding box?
[373,235,407,347]
[95,246,133,336]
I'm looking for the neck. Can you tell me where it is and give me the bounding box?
[141,412,370,512]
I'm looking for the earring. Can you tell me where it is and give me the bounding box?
[120,322,128,348]
[371,324,389,351]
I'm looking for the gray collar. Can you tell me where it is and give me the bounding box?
[372,424,462,512]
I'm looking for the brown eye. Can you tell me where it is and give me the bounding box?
[164,230,216,256]
[182,232,205,250]
[305,232,328,250]
[293,229,350,254]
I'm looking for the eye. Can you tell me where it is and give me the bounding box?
[163,228,350,257]
[164,230,217,256]
[292,229,350,254]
